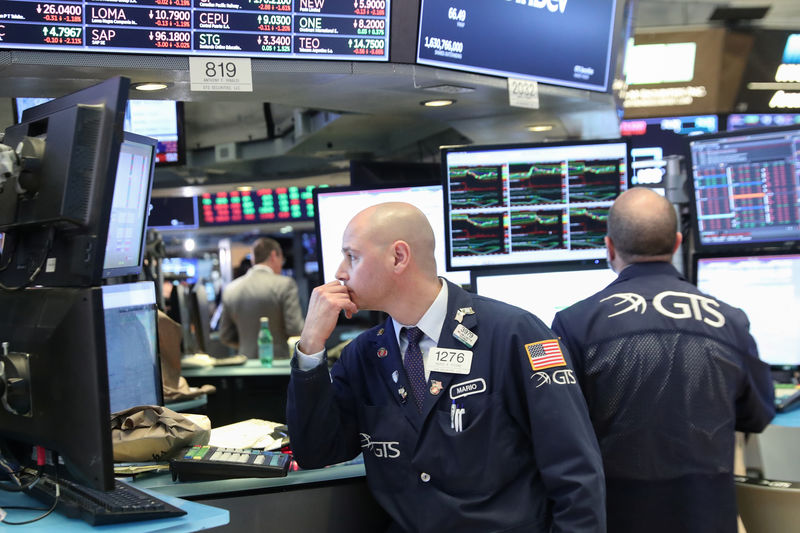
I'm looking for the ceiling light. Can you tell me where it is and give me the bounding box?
[132,82,171,92]
[527,124,554,132]
[421,99,455,107]
[237,186,253,192]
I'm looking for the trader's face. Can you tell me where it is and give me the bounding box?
[335,216,393,312]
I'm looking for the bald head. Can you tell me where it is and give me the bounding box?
[349,202,438,276]
[607,188,678,263]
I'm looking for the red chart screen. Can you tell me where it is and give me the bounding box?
[690,127,800,247]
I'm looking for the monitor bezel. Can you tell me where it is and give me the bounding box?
[685,123,800,256]
[440,137,631,273]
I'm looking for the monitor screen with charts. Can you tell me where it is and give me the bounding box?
[442,139,628,271]
[688,124,800,252]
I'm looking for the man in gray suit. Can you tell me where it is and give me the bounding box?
[219,238,305,359]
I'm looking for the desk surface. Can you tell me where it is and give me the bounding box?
[181,359,291,378]
[0,483,229,532]
[131,462,366,499]
[772,409,800,428]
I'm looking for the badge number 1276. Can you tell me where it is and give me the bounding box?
[428,348,472,374]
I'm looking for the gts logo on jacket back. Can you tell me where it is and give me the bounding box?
[601,291,725,328]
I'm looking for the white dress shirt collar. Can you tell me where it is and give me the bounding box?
[392,279,447,347]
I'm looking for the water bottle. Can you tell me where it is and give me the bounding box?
[258,316,274,367]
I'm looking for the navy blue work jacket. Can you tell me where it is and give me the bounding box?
[287,281,605,533]
[552,262,775,533]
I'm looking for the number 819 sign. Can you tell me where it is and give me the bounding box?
[190,57,253,92]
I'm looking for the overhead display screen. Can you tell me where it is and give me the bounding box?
[0,0,390,60]
[198,185,324,226]
[416,0,618,92]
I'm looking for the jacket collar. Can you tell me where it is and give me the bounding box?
[612,261,685,285]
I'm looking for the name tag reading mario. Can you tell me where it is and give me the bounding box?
[428,348,473,374]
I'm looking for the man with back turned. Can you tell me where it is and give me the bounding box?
[552,187,775,533]
[287,202,605,532]
[219,237,304,360]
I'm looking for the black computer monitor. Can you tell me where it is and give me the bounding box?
[688,124,800,253]
[0,286,114,491]
[0,77,130,288]
[147,197,199,231]
[694,252,800,369]
[441,139,629,272]
[473,264,618,327]
[313,183,471,287]
[103,282,162,414]
[102,132,157,279]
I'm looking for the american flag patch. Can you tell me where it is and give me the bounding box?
[525,339,567,371]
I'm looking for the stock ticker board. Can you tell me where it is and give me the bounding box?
[198,185,320,226]
[0,0,390,60]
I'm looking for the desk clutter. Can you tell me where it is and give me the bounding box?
[208,418,289,451]
[110,406,211,462]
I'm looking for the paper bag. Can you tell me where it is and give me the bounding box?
[111,405,210,462]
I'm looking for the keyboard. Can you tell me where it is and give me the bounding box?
[24,471,186,526]
[170,445,291,481]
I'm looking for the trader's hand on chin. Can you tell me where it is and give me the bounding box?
[297,281,358,354]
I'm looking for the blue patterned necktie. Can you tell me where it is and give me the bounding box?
[403,327,426,410]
